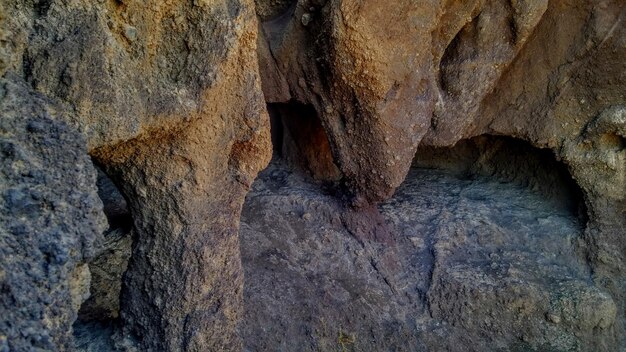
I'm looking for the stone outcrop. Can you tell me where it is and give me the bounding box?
[1,0,270,350]
[258,2,625,348]
[0,76,106,351]
[0,0,624,350]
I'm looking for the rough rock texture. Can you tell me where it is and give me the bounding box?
[92,104,270,351]
[240,139,616,351]
[1,0,271,350]
[1,0,625,350]
[254,0,295,21]
[257,0,626,349]
[258,0,624,201]
[0,76,106,351]
[2,0,263,150]
[78,0,272,349]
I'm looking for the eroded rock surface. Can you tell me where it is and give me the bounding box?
[240,138,617,351]
[0,76,106,351]
[0,0,624,350]
[2,0,271,350]
[256,0,626,349]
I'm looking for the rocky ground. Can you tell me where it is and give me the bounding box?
[74,135,619,351]
[240,154,615,351]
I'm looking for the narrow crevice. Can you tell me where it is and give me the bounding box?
[73,162,133,348]
[33,0,53,18]
[93,166,133,236]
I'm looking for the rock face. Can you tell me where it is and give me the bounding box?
[256,0,626,348]
[0,0,625,350]
[258,0,625,201]
[1,0,271,350]
[0,77,106,351]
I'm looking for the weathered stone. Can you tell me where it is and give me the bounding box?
[1,0,625,350]
[241,136,618,351]
[1,0,271,350]
[256,2,625,348]
[0,76,106,351]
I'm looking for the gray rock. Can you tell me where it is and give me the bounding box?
[0,75,106,351]
[240,136,618,351]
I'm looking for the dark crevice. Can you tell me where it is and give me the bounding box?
[268,101,341,182]
[93,165,133,236]
[73,161,133,346]
[34,0,53,18]
[505,0,519,45]
[508,14,519,45]
[268,104,284,158]
[413,135,588,223]
[21,52,36,88]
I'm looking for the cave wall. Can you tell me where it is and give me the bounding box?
[258,1,625,347]
[0,0,624,350]
[1,0,271,350]
[0,76,107,350]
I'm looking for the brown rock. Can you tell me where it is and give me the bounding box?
[1,0,625,350]
[2,0,271,350]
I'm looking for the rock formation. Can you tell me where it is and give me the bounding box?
[2,0,270,350]
[0,76,107,351]
[0,0,624,350]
